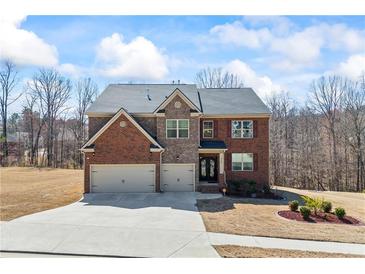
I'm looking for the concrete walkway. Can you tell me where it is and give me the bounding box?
[208,232,365,256]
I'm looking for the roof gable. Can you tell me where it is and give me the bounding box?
[153,88,201,114]
[81,108,163,151]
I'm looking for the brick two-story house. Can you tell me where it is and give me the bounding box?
[81,84,270,193]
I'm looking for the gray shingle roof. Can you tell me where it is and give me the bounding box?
[86,84,270,115]
[198,88,270,115]
[87,84,200,114]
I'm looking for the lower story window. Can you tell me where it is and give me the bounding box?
[232,153,253,171]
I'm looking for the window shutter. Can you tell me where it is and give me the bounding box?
[227,120,231,137]
[227,153,231,171]
[254,153,258,171]
[214,120,218,139]
[253,120,258,138]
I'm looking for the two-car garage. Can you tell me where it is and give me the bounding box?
[90,164,195,193]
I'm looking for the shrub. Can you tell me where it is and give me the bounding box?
[300,206,311,220]
[301,195,324,215]
[262,184,271,194]
[247,180,257,195]
[229,181,241,192]
[289,200,299,211]
[321,201,332,213]
[335,207,346,219]
[228,180,253,196]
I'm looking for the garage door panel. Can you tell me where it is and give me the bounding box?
[161,164,194,192]
[91,165,155,193]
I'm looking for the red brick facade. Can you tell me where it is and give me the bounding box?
[84,112,161,193]
[88,116,112,138]
[200,118,270,188]
[85,102,269,192]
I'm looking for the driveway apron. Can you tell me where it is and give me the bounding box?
[0,192,219,258]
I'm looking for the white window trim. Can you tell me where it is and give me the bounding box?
[231,152,254,172]
[231,120,253,139]
[166,119,189,139]
[203,120,214,139]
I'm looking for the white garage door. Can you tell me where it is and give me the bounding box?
[90,164,155,193]
[161,164,195,192]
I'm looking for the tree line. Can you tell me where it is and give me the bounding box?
[195,68,365,192]
[0,61,97,168]
[267,75,365,192]
[1,63,364,192]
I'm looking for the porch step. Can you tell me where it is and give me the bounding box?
[199,184,221,193]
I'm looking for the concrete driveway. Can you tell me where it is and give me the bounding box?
[0,193,220,258]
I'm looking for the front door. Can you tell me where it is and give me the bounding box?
[199,157,217,182]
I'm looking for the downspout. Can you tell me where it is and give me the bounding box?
[159,149,165,192]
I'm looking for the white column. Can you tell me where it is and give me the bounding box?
[219,152,224,174]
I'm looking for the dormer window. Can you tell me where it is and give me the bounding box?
[203,121,214,138]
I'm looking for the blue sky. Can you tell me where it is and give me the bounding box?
[1,15,364,113]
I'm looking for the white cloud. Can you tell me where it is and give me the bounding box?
[210,21,272,49]
[209,19,365,71]
[243,16,294,35]
[57,63,82,78]
[324,24,365,52]
[0,15,59,67]
[270,26,324,69]
[96,33,168,80]
[223,59,281,99]
[329,54,365,80]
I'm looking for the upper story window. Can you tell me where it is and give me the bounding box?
[232,120,253,138]
[166,119,189,139]
[203,121,214,138]
[232,153,253,171]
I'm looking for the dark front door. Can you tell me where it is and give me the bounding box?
[199,157,217,182]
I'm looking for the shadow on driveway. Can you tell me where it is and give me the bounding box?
[81,192,204,212]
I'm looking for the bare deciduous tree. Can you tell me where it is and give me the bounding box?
[309,76,346,190]
[0,61,21,166]
[268,75,365,192]
[195,67,244,88]
[343,76,365,191]
[69,78,98,167]
[28,69,71,167]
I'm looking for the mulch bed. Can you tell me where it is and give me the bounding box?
[278,210,363,226]
[227,191,284,200]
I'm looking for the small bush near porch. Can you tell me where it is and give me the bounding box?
[226,180,281,199]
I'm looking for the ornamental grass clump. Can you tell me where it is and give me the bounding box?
[301,195,324,215]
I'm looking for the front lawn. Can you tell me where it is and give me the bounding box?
[197,186,365,244]
[214,245,365,258]
[0,167,84,221]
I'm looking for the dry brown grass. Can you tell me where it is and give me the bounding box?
[275,186,365,221]
[197,186,365,244]
[214,245,365,258]
[0,167,84,221]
